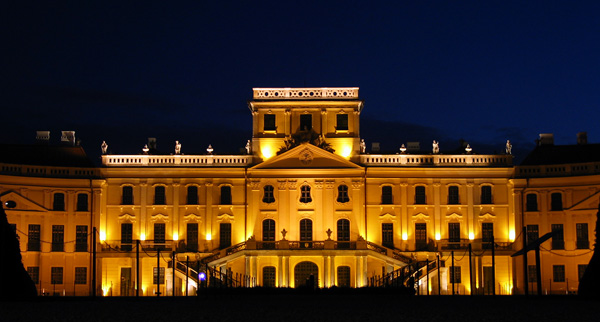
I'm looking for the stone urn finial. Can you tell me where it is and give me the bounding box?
[326,228,333,240]
[281,228,287,240]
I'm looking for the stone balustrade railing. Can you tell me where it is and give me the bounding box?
[516,162,600,177]
[360,154,513,167]
[102,155,253,167]
[1,163,99,178]
[253,87,359,99]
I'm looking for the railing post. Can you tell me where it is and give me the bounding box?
[136,240,140,297]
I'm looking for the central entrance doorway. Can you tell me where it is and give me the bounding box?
[294,261,318,288]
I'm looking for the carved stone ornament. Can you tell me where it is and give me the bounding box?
[326,228,333,240]
[281,228,288,240]
[299,148,314,165]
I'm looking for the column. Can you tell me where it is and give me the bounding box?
[172,183,180,242]
[324,256,330,287]
[140,182,147,240]
[433,182,441,240]
[466,182,474,239]
[400,183,408,247]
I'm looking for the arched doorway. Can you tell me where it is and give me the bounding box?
[294,261,318,288]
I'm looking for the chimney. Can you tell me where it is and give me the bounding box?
[35,131,50,144]
[538,133,554,146]
[407,142,420,152]
[371,142,380,153]
[577,132,588,145]
[148,137,157,150]
[61,131,76,146]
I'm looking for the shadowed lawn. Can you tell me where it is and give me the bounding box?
[1,289,598,322]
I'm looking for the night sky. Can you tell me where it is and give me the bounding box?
[4,1,600,162]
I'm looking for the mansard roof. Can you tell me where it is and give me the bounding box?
[0,144,95,167]
[520,144,600,166]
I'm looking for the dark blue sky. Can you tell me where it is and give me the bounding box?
[3,1,600,161]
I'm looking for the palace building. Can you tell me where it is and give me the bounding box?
[1,87,598,296]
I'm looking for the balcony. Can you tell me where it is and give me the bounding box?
[100,240,177,252]
[435,239,514,252]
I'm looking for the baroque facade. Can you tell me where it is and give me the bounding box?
[1,88,598,296]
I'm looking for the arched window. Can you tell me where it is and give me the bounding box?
[263,219,276,249]
[300,185,312,203]
[300,219,312,242]
[263,185,275,203]
[337,185,349,203]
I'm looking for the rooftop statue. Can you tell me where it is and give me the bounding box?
[360,139,366,154]
[245,140,251,155]
[506,140,512,155]
[101,141,108,155]
[432,140,440,154]
[175,141,181,155]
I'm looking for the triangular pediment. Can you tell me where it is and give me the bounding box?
[0,190,48,212]
[252,143,362,169]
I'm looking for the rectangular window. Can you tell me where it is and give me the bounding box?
[482,222,494,249]
[336,114,348,131]
[448,222,461,243]
[187,186,198,205]
[576,223,589,249]
[154,223,166,249]
[450,266,461,284]
[415,186,426,204]
[553,265,565,282]
[122,186,133,205]
[153,267,165,285]
[75,267,87,285]
[528,265,537,282]
[75,225,88,252]
[382,223,394,249]
[52,225,64,252]
[578,264,588,281]
[381,186,393,204]
[551,193,563,211]
[526,194,538,211]
[187,223,198,252]
[121,223,133,251]
[264,114,276,131]
[448,186,460,205]
[415,223,427,250]
[551,224,564,250]
[481,186,492,204]
[219,223,232,249]
[27,267,39,284]
[300,114,312,131]
[526,225,539,242]
[263,266,276,287]
[154,186,166,205]
[76,193,88,211]
[220,186,232,205]
[28,224,41,251]
[53,193,65,211]
[51,267,63,285]
[337,266,351,287]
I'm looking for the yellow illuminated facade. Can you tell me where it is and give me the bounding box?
[1,88,598,296]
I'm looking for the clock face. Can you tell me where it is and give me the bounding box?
[299,149,313,165]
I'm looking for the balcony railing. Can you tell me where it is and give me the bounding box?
[100,240,177,252]
[435,239,514,252]
[102,155,253,167]
[360,154,512,167]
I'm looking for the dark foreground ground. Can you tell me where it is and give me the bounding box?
[1,289,598,322]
